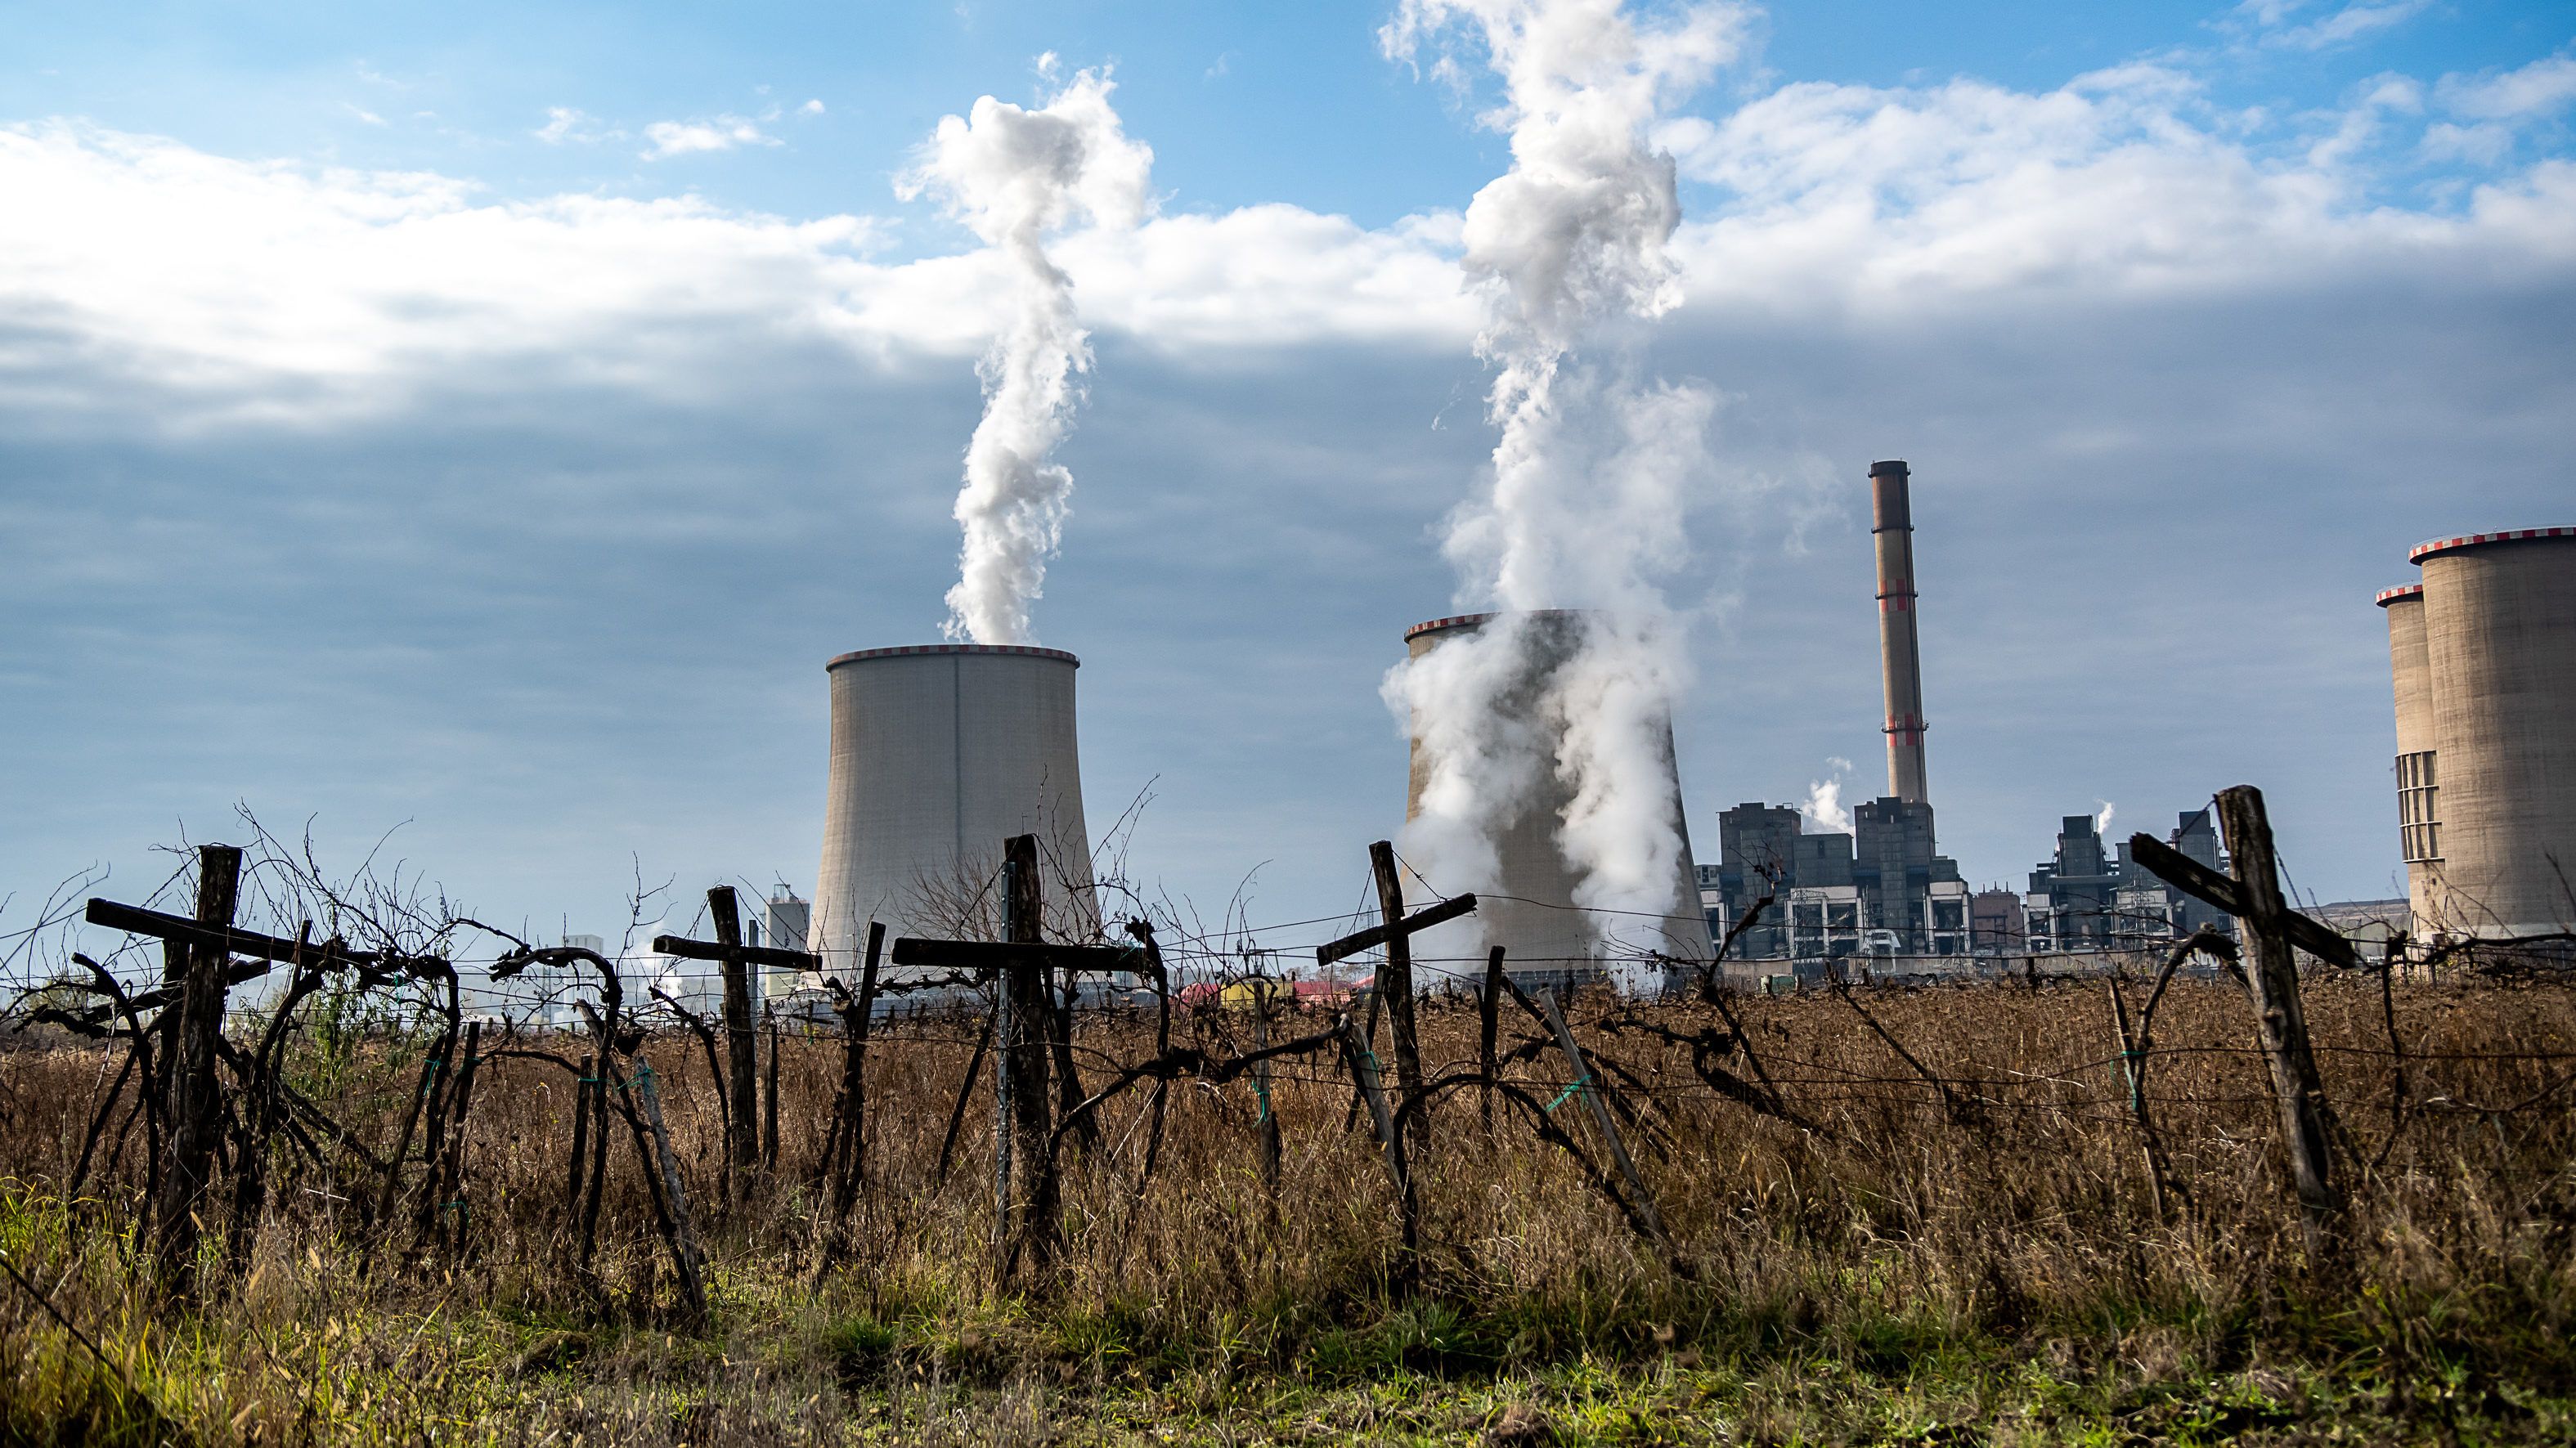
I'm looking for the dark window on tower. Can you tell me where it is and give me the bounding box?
[2396,750,2441,863]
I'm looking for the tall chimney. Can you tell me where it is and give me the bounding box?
[1870,460,1929,804]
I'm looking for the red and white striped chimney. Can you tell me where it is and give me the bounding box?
[1871,460,1929,805]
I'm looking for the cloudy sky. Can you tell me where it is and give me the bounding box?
[5,0,2571,955]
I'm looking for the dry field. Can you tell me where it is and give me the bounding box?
[5,973,2576,1445]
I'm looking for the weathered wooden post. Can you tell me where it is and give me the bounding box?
[1001,834,1059,1280]
[1338,1004,1417,1266]
[1252,979,1282,1195]
[1479,945,1506,1130]
[156,842,241,1289]
[2130,788,2352,1226]
[2215,786,2340,1222]
[707,885,760,1183]
[1368,841,1425,1136]
[1537,988,1669,1249]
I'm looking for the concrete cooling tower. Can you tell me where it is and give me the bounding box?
[814,644,1097,984]
[2397,527,2576,941]
[1402,612,1715,990]
[2376,583,2436,932]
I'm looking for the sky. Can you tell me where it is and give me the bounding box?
[3,0,2573,961]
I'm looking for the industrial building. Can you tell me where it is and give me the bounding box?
[1701,800,1968,959]
[2022,809,2226,953]
[2379,527,2576,942]
[812,643,1097,989]
[1400,610,1715,988]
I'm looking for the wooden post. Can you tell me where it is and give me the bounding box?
[828,921,886,1230]
[155,842,241,1289]
[1368,841,1425,1137]
[1001,834,1058,1281]
[2105,979,2170,1219]
[1253,980,1282,1195]
[628,1059,709,1320]
[430,1020,483,1251]
[565,1053,594,1222]
[708,885,759,1181]
[1536,988,1670,1249]
[1338,1006,1416,1265]
[761,1008,781,1173]
[2215,785,2340,1222]
[1479,946,1506,1131]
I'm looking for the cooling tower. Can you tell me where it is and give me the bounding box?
[2409,528,2576,940]
[2376,583,2437,931]
[814,644,1097,983]
[1401,612,1715,988]
[1870,460,1930,805]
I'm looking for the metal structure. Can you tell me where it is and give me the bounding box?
[1870,460,1930,805]
[813,643,1097,984]
[2400,528,2576,939]
[1400,612,1714,986]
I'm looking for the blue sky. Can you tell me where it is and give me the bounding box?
[4,0,2573,957]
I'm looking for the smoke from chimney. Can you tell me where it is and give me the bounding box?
[1378,0,1745,988]
[902,66,1151,645]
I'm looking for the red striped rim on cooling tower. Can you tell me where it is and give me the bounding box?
[2408,527,2576,565]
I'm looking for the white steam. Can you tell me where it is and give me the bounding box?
[903,69,1152,644]
[1802,756,1856,833]
[1380,0,1747,993]
[2094,799,2117,838]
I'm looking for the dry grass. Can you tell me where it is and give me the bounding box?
[5,974,2576,1444]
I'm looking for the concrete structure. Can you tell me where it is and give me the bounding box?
[1870,460,1930,805]
[814,643,1096,984]
[2377,583,2439,929]
[1402,612,1714,988]
[2402,527,2576,939]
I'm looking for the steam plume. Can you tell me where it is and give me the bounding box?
[1382,0,1744,990]
[904,68,1151,644]
[1802,757,1856,833]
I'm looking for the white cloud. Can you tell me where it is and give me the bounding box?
[2437,52,2576,121]
[534,106,610,145]
[346,105,388,128]
[799,98,826,116]
[2272,1,2433,52]
[3,32,2573,424]
[641,114,779,159]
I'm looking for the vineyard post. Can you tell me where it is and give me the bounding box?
[156,842,241,1291]
[2215,786,2341,1223]
[1252,979,1281,1196]
[1000,832,1060,1280]
[1536,988,1669,1249]
[1368,841,1425,1148]
[1479,946,1505,1131]
[1338,1003,1416,1266]
[565,1052,594,1225]
[630,1059,710,1320]
[708,885,760,1186]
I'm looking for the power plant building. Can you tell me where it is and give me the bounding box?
[2380,527,2576,942]
[812,643,1097,987]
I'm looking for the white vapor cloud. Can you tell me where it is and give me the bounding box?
[900,68,1153,645]
[1380,0,1749,990]
[1802,757,1855,833]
